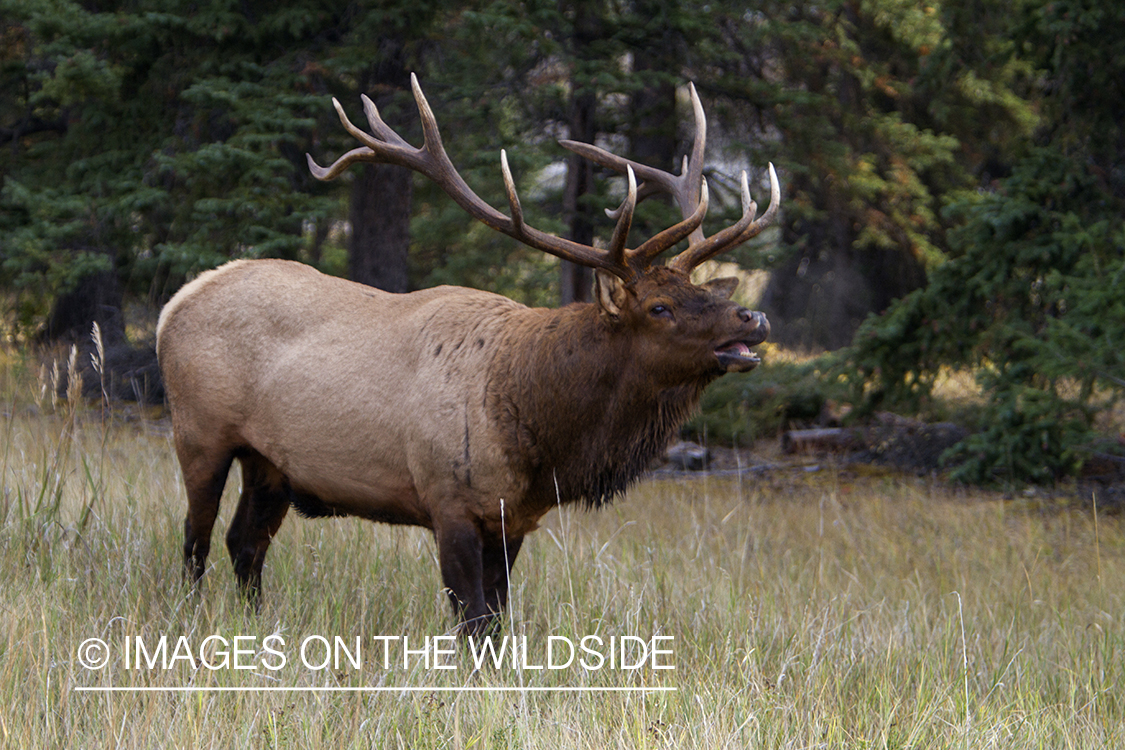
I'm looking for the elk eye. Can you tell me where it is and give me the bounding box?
[649,304,672,319]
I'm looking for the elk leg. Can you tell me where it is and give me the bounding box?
[180,444,234,584]
[434,519,491,635]
[481,535,524,614]
[226,454,290,604]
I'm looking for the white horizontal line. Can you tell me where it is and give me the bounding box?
[76,686,676,693]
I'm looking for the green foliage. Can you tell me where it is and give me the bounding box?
[728,0,1034,265]
[945,382,1092,485]
[840,0,1125,485]
[1,0,350,329]
[147,70,330,273]
[847,148,1123,485]
[685,353,847,447]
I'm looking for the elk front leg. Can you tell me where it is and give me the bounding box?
[433,518,492,636]
[481,535,523,615]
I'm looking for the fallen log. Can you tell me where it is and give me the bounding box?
[782,428,860,455]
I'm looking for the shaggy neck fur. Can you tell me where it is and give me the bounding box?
[489,302,716,512]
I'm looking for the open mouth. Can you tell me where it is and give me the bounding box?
[714,341,761,372]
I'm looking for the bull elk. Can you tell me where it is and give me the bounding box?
[157,75,779,634]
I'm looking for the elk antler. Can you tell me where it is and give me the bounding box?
[307,75,771,283]
[558,83,780,275]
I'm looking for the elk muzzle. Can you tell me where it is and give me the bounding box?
[739,307,768,329]
[715,308,770,373]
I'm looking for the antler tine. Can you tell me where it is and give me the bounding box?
[605,181,665,219]
[559,139,689,207]
[669,163,781,273]
[307,147,377,181]
[604,159,669,220]
[606,166,638,268]
[740,163,781,241]
[683,84,707,245]
[360,94,410,148]
[330,97,385,152]
[668,171,754,273]
[500,149,525,233]
[409,72,446,156]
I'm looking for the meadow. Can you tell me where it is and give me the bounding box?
[1,352,1123,749]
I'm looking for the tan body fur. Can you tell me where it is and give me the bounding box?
[158,258,769,632]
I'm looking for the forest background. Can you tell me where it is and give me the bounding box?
[2,0,1123,486]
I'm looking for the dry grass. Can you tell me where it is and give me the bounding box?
[2,350,1124,748]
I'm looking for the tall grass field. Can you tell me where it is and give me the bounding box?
[1,351,1123,748]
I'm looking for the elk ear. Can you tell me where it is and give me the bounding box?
[594,269,629,318]
[701,276,740,300]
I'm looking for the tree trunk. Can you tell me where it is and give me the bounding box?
[347,59,413,293]
[628,8,680,246]
[42,262,125,346]
[348,163,412,292]
[629,2,679,172]
[629,78,677,171]
[561,88,597,305]
[559,2,601,306]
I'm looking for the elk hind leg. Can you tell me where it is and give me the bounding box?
[180,445,234,585]
[226,453,290,604]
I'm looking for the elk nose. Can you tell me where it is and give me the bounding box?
[738,308,767,328]
[737,308,770,339]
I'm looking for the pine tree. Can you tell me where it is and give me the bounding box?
[847,0,1125,484]
[690,0,1036,349]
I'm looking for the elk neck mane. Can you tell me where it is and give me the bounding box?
[488,300,710,511]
